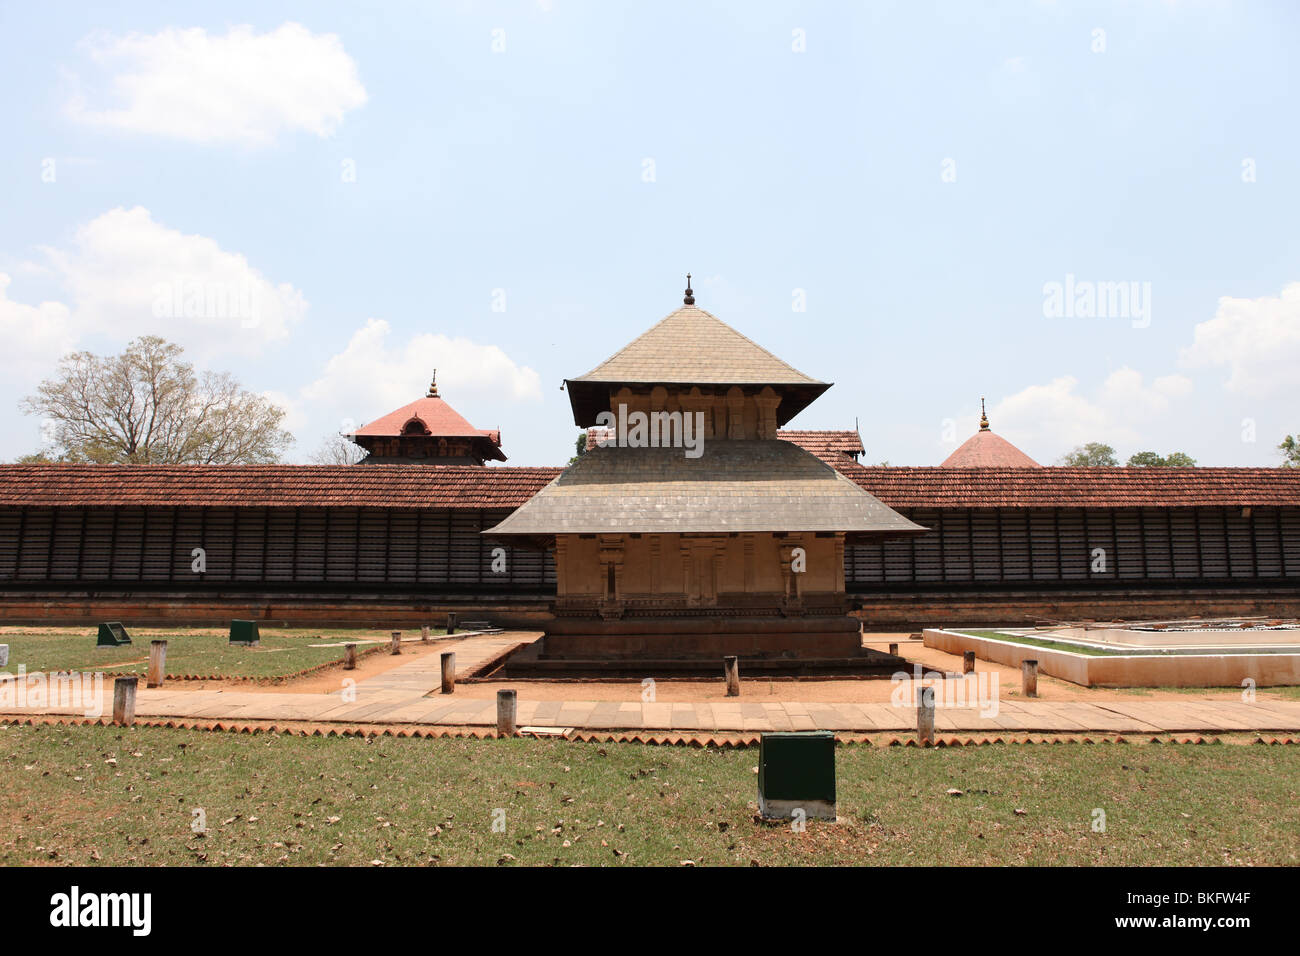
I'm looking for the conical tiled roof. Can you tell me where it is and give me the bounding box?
[941,407,1040,468]
[565,304,829,426]
[354,396,487,439]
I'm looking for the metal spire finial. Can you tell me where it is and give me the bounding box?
[683,273,694,305]
[979,397,989,431]
[427,369,439,398]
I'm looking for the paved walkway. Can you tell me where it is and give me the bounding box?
[4,633,1300,734]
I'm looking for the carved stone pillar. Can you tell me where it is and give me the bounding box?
[755,386,780,440]
[726,386,745,440]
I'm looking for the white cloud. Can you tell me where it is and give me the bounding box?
[1179,282,1300,397]
[0,274,77,379]
[986,367,1194,458]
[66,23,366,147]
[294,318,543,441]
[43,206,306,356]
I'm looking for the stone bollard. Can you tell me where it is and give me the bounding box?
[343,643,357,670]
[112,676,138,726]
[963,650,975,675]
[0,644,8,667]
[421,625,430,644]
[1022,659,1039,698]
[446,612,457,636]
[888,642,899,656]
[917,685,935,746]
[724,656,740,697]
[391,631,402,655]
[496,689,517,737]
[147,640,167,688]
[440,652,456,694]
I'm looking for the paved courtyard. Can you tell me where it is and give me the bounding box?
[3,631,1300,735]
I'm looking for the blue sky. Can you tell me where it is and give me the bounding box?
[1,0,1296,466]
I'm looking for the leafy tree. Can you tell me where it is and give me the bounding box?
[568,431,588,465]
[1280,434,1300,468]
[1057,442,1118,467]
[20,336,293,464]
[309,433,368,465]
[1126,450,1197,467]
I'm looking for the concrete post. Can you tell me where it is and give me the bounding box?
[112,676,138,726]
[963,650,976,675]
[343,643,357,670]
[724,656,740,697]
[147,640,167,688]
[440,652,456,694]
[496,689,517,737]
[446,612,457,636]
[917,685,935,746]
[1022,659,1039,698]
[390,631,402,655]
[421,625,430,643]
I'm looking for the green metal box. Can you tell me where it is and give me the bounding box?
[96,622,131,646]
[229,620,260,646]
[758,731,837,821]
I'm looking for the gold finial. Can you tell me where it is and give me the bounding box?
[979,397,989,431]
[683,272,695,305]
[427,369,439,398]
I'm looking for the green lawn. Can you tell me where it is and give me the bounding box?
[959,630,1121,656]
[0,627,442,680]
[2,722,1296,866]
[959,629,1300,658]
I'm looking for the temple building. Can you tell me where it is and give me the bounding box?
[349,373,506,465]
[0,283,1298,631]
[942,400,1040,467]
[486,279,926,660]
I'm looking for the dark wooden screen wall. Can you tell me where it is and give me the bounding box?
[0,506,554,593]
[847,506,1300,590]
[0,504,1296,594]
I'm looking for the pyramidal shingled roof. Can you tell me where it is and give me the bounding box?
[571,305,825,386]
[564,304,830,426]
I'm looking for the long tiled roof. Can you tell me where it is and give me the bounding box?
[485,442,926,537]
[0,463,1295,510]
[831,463,1300,508]
[0,464,560,508]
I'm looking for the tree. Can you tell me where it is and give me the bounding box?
[1057,442,1118,467]
[20,336,293,464]
[1126,451,1197,467]
[568,431,589,465]
[1280,434,1300,468]
[309,433,368,465]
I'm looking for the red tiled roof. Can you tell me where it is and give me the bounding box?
[830,463,1300,508]
[941,429,1040,467]
[354,396,492,439]
[0,463,1295,510]
[778,430,864,460]
[0,465,560,509]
